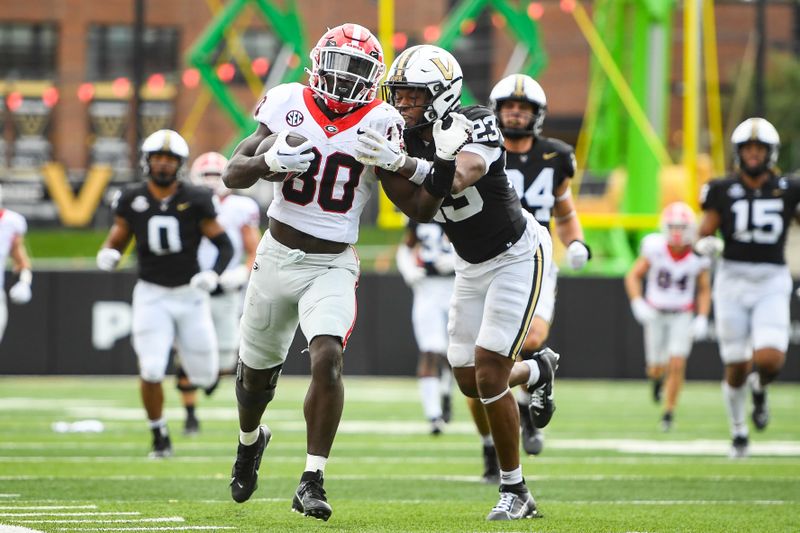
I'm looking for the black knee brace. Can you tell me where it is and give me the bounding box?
[235,359,282,411]
[175,365,198,392]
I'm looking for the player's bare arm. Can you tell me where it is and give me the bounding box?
[552,179,584,245]
[222,123,274,189]
[10,235,31,273]
[378,167,445,222]
[102,216,133,251]
[240,224,260,269]
[695,269,712,317]
[697,209,721,237]
[624,256,650,301]
[451,151,487,194]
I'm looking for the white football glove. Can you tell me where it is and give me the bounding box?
[694,235,724,257]
[219,264,250,291]
[190,270,219,293]
[433,112,473,161]
[9,281,31,304]
[433,252,456,276]
[354,126,405,171]
[630,297,657,324]
[96,248,121,271]
[263,130,315,173]
[566,240,590,270]
[692,314,709,340]
[396,245,426,287]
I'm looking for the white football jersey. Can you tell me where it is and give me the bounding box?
[255,82,404,244]
[0,209,27,287]
[198,194,260,272]
[641,233,710,311]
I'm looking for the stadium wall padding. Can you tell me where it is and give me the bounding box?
[2,271,799,382]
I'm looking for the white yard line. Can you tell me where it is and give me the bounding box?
[17,518,185,524]
[0,513,140,517]
[0,526,47,533]
[0,506,96,510]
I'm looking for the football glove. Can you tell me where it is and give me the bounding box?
[219,264,250,291]
[630,298,657,324]
[190,270,219,293]
[433,252,455,276]
[433,113,472,161]
[354,126,405,171]
[566,240,591,270]
[396,245,426,287]
[9,281,31,304]
[96,248,121,271]
[694,235,723,257]
[263,130,315,173]
[692,314,709,340]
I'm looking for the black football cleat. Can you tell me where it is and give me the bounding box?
[751,389,769,431]
[148,426,173,459]
[729,434,749,459]
[519,402,544,455]
[528,348,559,428]
[486,482,539,520]
[230,426,270,503]
[481,444,500,484]
[183,414,200,436]
[430,417,445,436]
[292,470,332,521]
[660,411,673,432]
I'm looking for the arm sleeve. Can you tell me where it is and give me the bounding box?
[210,232,234,275]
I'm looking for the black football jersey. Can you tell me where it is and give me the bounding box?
[701,174,800,264]
[404,105,526,264]
[114,182,218,286]
[505,136,576,228]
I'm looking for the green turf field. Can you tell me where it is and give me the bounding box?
[0,376,798,532]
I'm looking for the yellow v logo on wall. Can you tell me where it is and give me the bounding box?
[43,164,113,227]
[430,57,454,80]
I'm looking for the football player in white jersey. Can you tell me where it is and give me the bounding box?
[173,152,261,436]
[97,130,233,458]
[625,202,711,431]
[396,221,456,435]
[696,118,800,458]
[486,74,590,456]
[221,24,464,520]
[360,45,558,520]
[0,186,33,343]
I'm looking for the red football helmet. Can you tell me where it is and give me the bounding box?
[660,202,697,247]
[189,151,229,196]
[308,23,385,114]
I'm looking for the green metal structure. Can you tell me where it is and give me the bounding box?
[186,0,307,152]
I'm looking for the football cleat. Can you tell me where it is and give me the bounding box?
[183,414,200,437]
[441,394,452,424]
[481,444,500,484]
[652,378,664,403]
[486,483,539,520]
[430,417,446,436]
[519,402,544,455]
[660,411,673,433]
[729,434,749,459]
[528,348,559,428]
[292,470,332,521]
[148,427,173,459]
[230,426,271,503]
[751,389,769,431]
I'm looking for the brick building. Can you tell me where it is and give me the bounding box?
[0,0,797,224]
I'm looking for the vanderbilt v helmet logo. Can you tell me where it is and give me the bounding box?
[430,57,454,80]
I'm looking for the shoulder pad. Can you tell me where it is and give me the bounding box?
[457,105,493,121]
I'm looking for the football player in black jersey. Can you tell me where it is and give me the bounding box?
[96,129,233,458]
[488,74,590,456]
[696,118,800,458]
[356,44,560,521]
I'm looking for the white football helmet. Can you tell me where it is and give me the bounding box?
[190,152,229,196]
[731,117,780,175]
[140,129,190,186]
[660,201,697,247]
[382,45,463,129]
[489,74,547,137]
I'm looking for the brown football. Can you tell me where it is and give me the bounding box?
[255,131,310,156]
